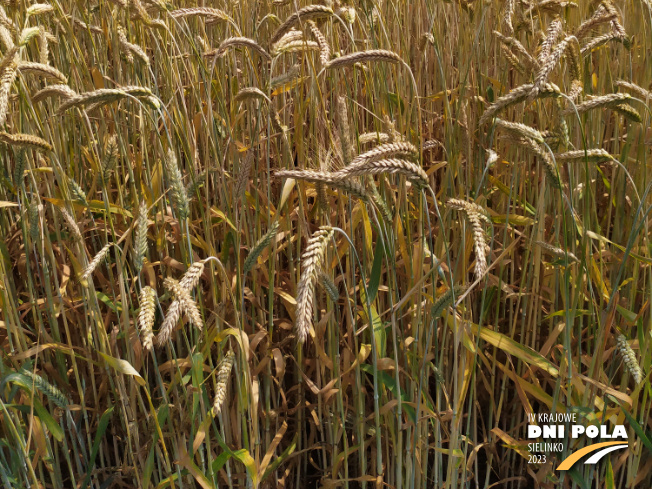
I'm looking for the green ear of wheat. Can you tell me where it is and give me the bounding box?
[164,149,190,220]
[432,285,469,318]
[243,221,280,275]
[134,201,149,273]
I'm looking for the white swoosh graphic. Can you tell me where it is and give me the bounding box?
[584,444,628,464]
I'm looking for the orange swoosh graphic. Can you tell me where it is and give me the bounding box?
[557,441,628,470]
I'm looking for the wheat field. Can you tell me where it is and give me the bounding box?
[1,0,652,487]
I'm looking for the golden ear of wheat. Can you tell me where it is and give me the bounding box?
[349,141,418,166]
[18,61,67,83]
[535,241,579,263]
[117,25,150,66]
[0,132,52,151]
[561,93,630,115]
[234,151,254,201]
[358,132,391,146]
[615,80,652,101]
[179,259,207,290]
[334,158,429,190]
[138,286,157,351]
[58,207,83,241]
[307,20,330,66]
[616,335,643,385]
[234,87,271,104]
[538,18,563,65]
[500,44,527,75]
[275,169,369,202]
[296,227,334,343]
[272,39,320,55]
[0,59,18,126]
[575,5,618,40]
[212,37,271,61]
[269,5,334,46]
[494,119,544,143]
[56,86,158,115]
[163,277,203,330]
[522,138,562,188]
[335,96,354,164]
[81,243,114,281]
[503,0,515,34]
[581,32,629,53]
[156,300,181,347]
[494,30,537,69]
[170,7,230,20]
[448,199,490,280]
[326,49,403,70]
[213,350,236,415]
[271,29,304,52]
[480,82,562,125]
[554,148,614,162]
[530,35,579,101]
[38,27,48,64]
[419,33,435,51]
[99,135,119,184]
[32,84,76,103]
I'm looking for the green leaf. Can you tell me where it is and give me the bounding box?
[32,397,64,442]
[387,92,405,113]
[211,451,232,474]
[81,405,114,489]
[95,292,122,313]
[143,443,156,489]
[468,323,559,377]
[98,352,145,386]
[179,447,215,489]
[619,404,652,453]
[359,364,416,422]
[261,432,298,482]
[605,457,614,489]
[367,239,384,303]
[568,466,590,489]
[232,449,259,487]
[616,305,637,323]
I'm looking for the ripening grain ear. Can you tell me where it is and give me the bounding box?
[163,277,203,330]
[268,5,333,46]
[326,49,403,70]
[296,227,334,343]
[447,199,491,281]
[616,335,643,385]
[81,243,114,282]
[138,286,157,352]
[213,350,236,415]
[164,149,189,221]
